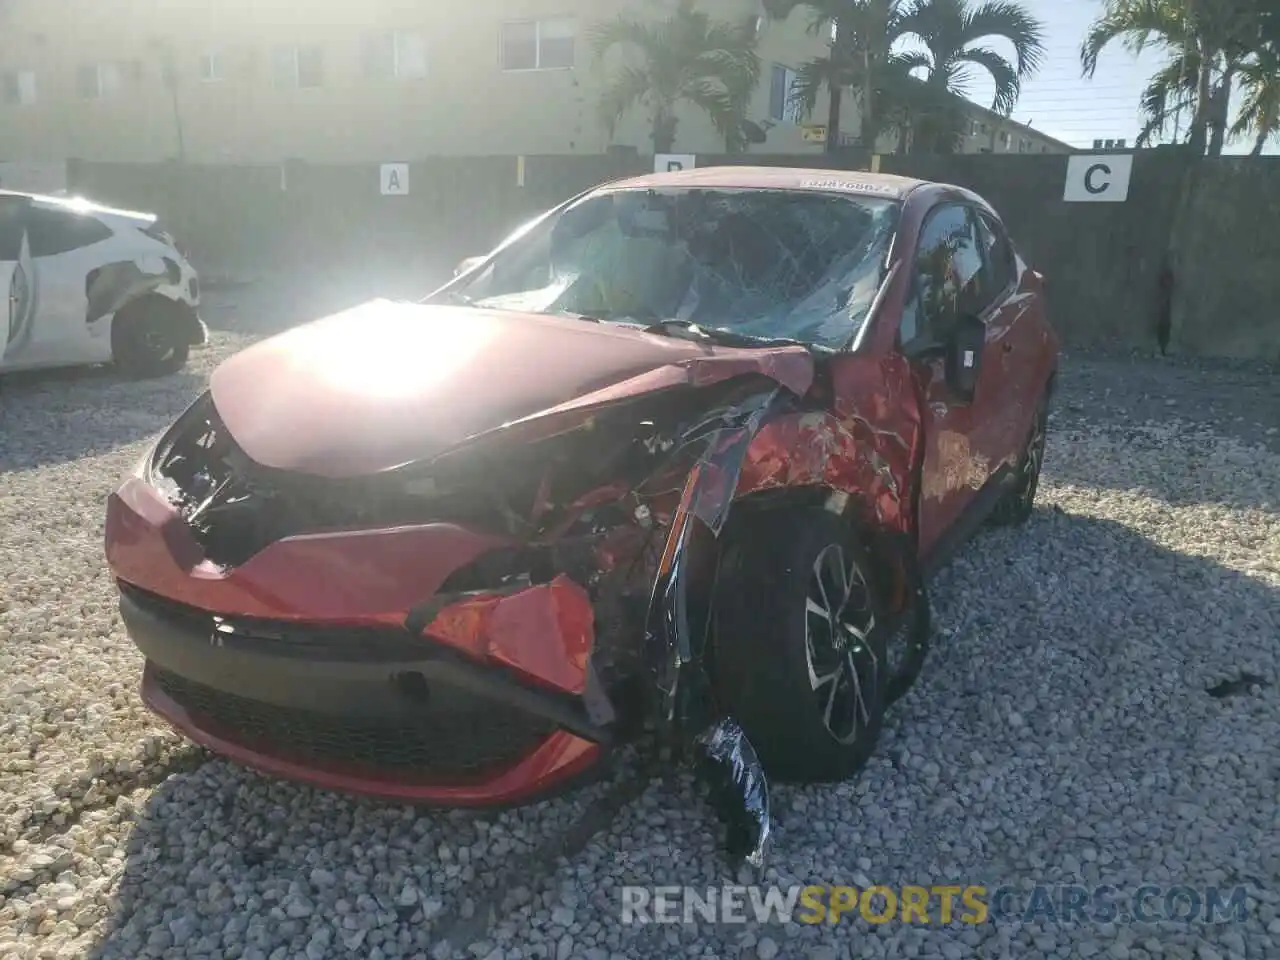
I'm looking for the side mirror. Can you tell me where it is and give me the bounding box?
[943,313,985,403]
[454,255,486,278]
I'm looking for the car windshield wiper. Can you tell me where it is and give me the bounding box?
[430,291,601,324]
[641,319,831,353]
[433,289,473,305]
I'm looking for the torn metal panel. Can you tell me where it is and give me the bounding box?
[694,718,771,867]
[633,387,784,868]
[734,410,909,529]
[826,353,926,536]
[85,259,172,324]
[641,387,788,723]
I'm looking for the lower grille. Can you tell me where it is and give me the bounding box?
[121,581,423,661]
[151,667,555,778]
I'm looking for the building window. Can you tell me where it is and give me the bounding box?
[1018,138,1028,153]
[199,52,223,83]
[998,130,1010,148]
[76,63,122,101]
[272,45,324,89]
[500,18,575,71]
[364,32,427,79]
[1,70,37,106]
[768,64,802,124]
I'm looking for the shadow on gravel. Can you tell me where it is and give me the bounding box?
[84,509,1277,960]
[0,366,205,471]
[1042,419,1279,513]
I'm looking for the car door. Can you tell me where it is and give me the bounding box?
[897,201,1022,564]
[0,197,36,368]
[20,203,126,364]
[973,208,1047,445]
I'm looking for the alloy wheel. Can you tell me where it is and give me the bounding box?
[804,543,881,745]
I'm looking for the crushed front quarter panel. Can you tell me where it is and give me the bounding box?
[86,259,170,324]
[641,386,792,866]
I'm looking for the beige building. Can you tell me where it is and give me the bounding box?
[958,103,1074,154]
[0,0,1068,165]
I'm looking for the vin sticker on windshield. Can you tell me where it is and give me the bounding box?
[798,179,900,197]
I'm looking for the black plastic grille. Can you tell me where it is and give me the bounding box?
[152,666,555,778]
[120,582,423,662]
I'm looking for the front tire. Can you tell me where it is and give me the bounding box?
[711,508,889,783]
[111,297,192,379]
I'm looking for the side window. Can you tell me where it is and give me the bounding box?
[0,197,30,259]
[24,205,113,257]
[975,211,1016,303]
[899,203,984,348]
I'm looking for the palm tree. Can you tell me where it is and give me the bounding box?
[763,0,899,151]
[1082,0,1270,156]
[894,0,1044,151]
[764,0,1042,153]
[591,0,761,154]
[1232,47,1280,154]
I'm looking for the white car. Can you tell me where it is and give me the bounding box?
[0,190,204,377]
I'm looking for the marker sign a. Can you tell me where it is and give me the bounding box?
[380,163,410,196]
[1063,154,1133,202]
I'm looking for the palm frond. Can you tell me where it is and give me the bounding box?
[1081,0,1190,78]
[680,80,742,138]
[591,0,762,151]
[1230,49,1280,141]
[596,64,653,138]
[961,1,1045,75]
[790,57,840,118]
[958,44,1021,113]
[589,16,660,62]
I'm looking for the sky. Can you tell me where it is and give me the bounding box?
[916,0,1275,154]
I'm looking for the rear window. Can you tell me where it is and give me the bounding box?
[25,204,113,256]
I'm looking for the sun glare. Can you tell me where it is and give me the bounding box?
[298,302,502,398]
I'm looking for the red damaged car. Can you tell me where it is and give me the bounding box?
[105,167,1057,863]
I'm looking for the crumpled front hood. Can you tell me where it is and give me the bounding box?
[208,299,814,478]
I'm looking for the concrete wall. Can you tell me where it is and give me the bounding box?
[877,151,1187,350]
[1170,159,1280,361]
[64,150,1280,361]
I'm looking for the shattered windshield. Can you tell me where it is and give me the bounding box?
[444,187,900,350]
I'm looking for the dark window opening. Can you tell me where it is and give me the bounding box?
[899,203,985,348]
[24,205,113,257]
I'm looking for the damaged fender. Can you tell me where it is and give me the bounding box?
[86,258,177,324]
[643,386,790,867]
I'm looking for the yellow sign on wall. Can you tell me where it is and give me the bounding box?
[802,125,827,144]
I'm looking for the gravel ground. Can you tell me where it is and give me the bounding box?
[1,295,1277,960]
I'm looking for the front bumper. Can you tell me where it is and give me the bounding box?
[107,478,608,806]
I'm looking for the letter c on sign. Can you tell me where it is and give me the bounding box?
[1084,163,1111,195]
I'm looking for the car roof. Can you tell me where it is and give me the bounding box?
[0,188,156,222]
[601,165,929,201]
